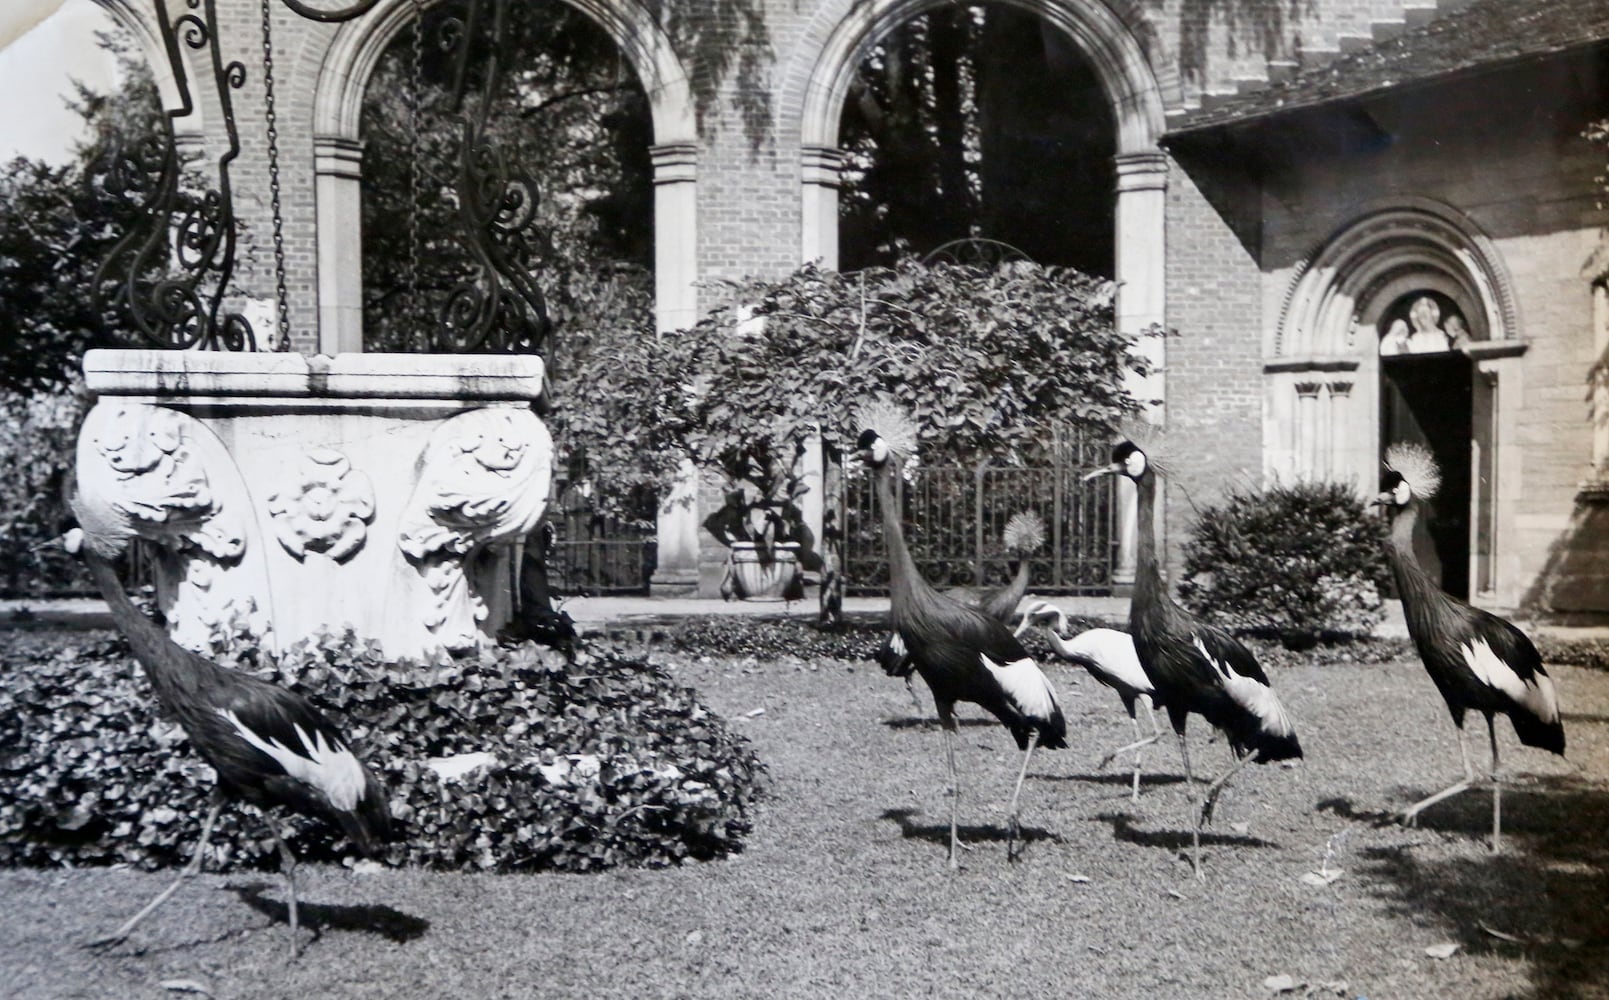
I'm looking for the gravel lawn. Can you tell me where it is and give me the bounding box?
[2,629,1607,999]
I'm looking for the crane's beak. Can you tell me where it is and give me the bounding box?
[1368,491,1392,508]
[1082,463,1120,481]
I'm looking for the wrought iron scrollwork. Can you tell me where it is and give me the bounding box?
[93,0,256,352]
[436,0,553,355]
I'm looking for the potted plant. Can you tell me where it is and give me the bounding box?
[701,448,819,602]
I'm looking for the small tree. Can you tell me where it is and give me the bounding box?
[577,258,1152,569]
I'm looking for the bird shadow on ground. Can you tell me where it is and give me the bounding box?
[225,882,430,945]
[1043,771,1187,790]
[881,717,996,731]
[1089,811,1279,852]
[879,807,1060,851]
[1348,775,1609,1000]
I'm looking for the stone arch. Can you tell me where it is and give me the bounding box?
[788,0,1164,156]
[312,0,694,142]
[92,0,203,127]
[309,0,699,350]
[1275,196,1520,360]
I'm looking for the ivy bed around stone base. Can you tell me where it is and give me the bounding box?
[0,631,765,874]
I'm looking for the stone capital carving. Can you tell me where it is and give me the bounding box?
[399,407,554,650]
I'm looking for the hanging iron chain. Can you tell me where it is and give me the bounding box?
[406,0,425,346]
[261,0,292,351]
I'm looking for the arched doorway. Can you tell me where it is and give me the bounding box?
[1273,201,1523,603]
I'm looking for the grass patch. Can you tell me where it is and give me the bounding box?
[2,624,1607,998]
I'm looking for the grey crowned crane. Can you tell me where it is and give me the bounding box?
[1088,435,1302,877]
[877,511,1046,708]
[1013,600,1163,801]
[1374,442,1564,851]
[857,414,1067,867]
[62,507,391,959]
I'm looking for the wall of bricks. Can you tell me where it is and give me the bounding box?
[113,0,1606,610]
[1251,56,1609,613]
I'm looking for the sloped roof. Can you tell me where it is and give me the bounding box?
[1166,0,1609,137]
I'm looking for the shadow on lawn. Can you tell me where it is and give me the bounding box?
[226,882,430,945]
[1043,771,1188,790]
[1090,811,1279,853]
[879,807,1060,851]
[1347,775,1609,1000]
[881,717,997,731]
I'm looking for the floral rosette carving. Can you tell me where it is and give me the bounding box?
[77,402,244,560]
[398,408,553,647]
[266,449,376,562]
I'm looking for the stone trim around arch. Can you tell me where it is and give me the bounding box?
[311,0,695,144]
[1274,197,1521,362]
[92,0,203,128]
[306,0,701,352]
[786,0,1166,156]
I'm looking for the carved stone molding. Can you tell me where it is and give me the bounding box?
[399,407,554,650]
[77,402,246,561]
[266,448,376,562]
[75,400,264,649]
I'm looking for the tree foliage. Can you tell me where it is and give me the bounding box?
[573,259,1151,533]
[358,0,653,355]
[0,34,165,396]
[839,4,1115,272]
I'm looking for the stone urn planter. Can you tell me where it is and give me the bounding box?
[725,541,803,602]
[73,349,552,660]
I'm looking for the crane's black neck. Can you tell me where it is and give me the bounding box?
[872,461,942,628]
[1382,500,1458,642]
[1129,468,1180,634]
[82,549,208,704]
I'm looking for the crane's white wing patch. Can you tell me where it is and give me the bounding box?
[1055,628,1151,694]
[217,709,367,811]
[1193,637,1295,738]
[1460,637,1560,723]
[979,653,1061,722]
[887,633,906,657]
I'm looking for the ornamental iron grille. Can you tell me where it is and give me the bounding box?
[94,0,550,355]
[840,425,1117,596]
[92,0,258,351]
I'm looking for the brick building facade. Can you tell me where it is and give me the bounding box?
[80,0,1609,616]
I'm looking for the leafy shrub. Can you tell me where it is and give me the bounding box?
[1534,635,1609,671]
[1178,481,1392,645]
[0,387,90,599]
[0,629,764,873]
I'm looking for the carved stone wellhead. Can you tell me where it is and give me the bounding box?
[75,349,551,660]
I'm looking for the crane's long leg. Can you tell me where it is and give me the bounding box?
[1398,723,1478,827]
[939,708,963,870]
[1005,738,1039,863]
[1199,750,1256,828]
[1177,730,1203,879]
[267,822,301,961]
[1488,714,1502,854]
[87,794,224,949]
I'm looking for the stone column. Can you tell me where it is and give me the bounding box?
[314,135,365,355]
[1296,381,1322,479]
[1327,380,1353,482]
[1112,152,1169,586]
[650,143,701,594]
[801,146,846,269]
[651,143,699,333]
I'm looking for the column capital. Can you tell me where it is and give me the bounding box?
[1113,151,1170,193]
[801,145,847,188]
[650,143,698,184]
[313,135,364,180]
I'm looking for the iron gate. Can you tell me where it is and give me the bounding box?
[839,428,1117,595]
